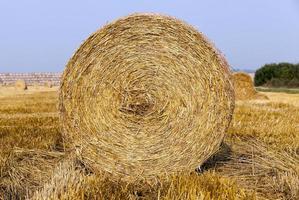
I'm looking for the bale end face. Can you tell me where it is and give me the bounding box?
[59,13,235,181]
[45,81,53,88]
[15,80,27,90]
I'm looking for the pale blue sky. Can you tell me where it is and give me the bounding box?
[0,0,298,72]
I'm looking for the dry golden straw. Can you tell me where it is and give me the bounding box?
[15,80,27,90]
[0,148,65,199]
[59,13,235,180]
[31,160,85,200]
[233,72,268,100]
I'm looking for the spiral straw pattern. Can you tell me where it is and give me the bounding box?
[15,80,27,90]
[59,14,235,180]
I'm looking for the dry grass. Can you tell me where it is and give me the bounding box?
[0,87,298,199]
[215,139,299,199]
[264,92,299,107]
[0,149,65,199]
[0,86,58,98]
[228,100,299,150]
[32,168,254,200]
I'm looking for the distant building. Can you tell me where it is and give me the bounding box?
[0,72,61,86]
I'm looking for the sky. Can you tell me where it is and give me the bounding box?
[0,0,298,72]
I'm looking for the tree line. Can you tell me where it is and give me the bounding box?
[254,63,299,88]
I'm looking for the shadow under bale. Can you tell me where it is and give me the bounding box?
[200,142,233,172]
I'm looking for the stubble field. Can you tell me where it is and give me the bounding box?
[0,86,298,200]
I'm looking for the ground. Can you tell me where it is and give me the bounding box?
[0,86,298,200]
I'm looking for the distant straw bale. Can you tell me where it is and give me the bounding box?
[15,80,27,90]
[233,72,268,100]
[59,13,235,181]
[45,81,53,88]
[32,82,39,89]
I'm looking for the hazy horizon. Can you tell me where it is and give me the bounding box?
[0,0,298,72]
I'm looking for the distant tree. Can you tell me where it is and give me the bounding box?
[254,63,299,88]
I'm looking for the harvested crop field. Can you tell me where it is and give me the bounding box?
[0,87,298,200]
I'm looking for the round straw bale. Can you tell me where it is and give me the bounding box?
[45,81,53,88]
[33,82,40,89]
[59,14,235,180]
[15,79,27,90]
[233,72,268,100]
